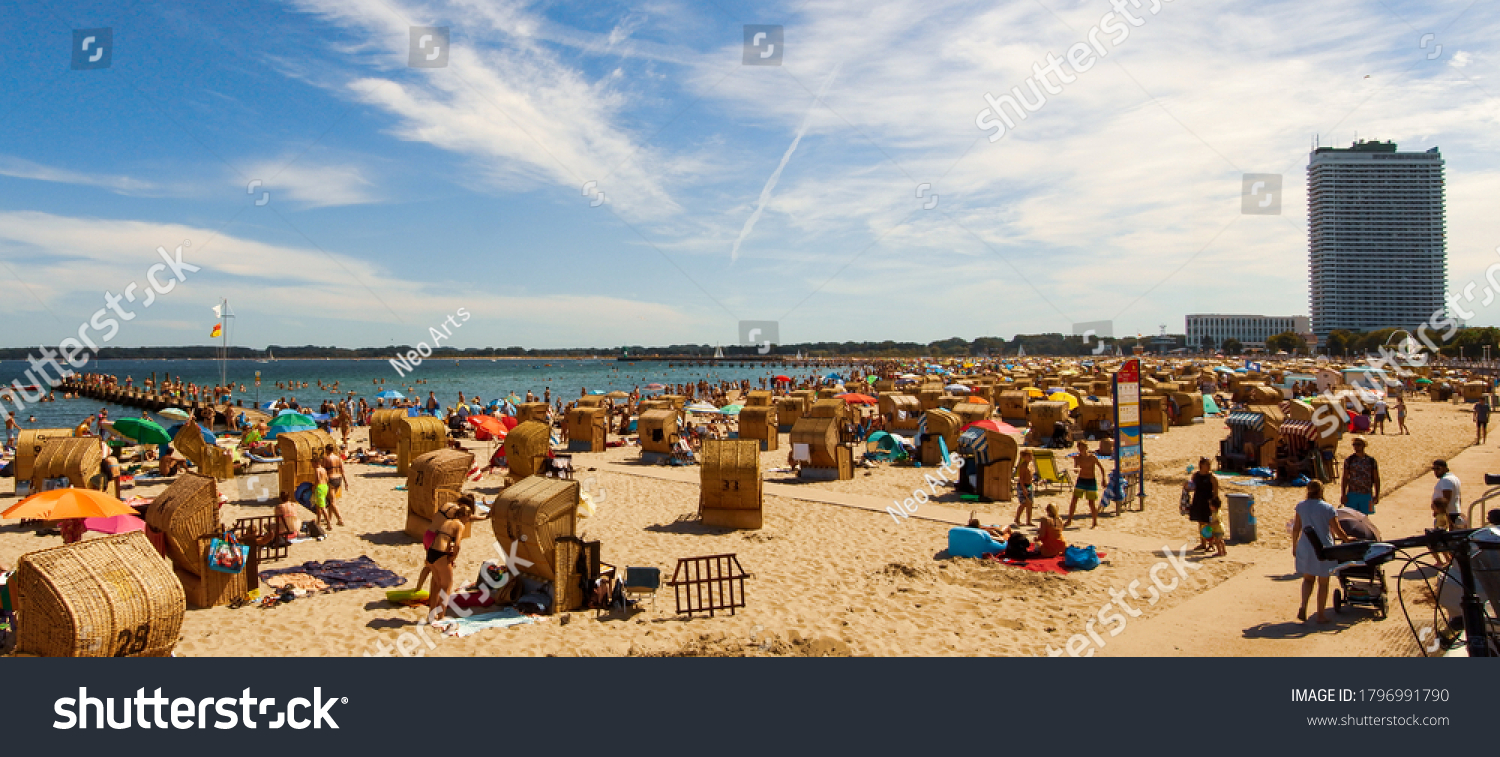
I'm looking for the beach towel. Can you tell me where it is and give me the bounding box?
[430,608,538,638]
[985,550,1108,575]
[259,556,404,592]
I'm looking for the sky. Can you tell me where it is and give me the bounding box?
[0,0,1497,351]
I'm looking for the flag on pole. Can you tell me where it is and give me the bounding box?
[212,304,222,318]
[210,323,222,338]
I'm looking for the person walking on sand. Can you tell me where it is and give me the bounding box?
[1292,480,1349,624]
[1184,458,1218,552]
[1339,437,1380,515]
[1064,440,1104,529]
[1396,397,1409,435]
[1372,396,1388,435]
[1475,398,1490,444]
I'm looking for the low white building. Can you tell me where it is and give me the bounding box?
[1186,314,1311,351]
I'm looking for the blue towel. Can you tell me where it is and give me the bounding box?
[431,608,537,637]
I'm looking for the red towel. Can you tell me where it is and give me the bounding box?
[985,551,1106,574]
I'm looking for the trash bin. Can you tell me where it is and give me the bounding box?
[1227,492,1256,543]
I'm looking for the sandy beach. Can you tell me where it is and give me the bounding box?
[4,382,1479,658]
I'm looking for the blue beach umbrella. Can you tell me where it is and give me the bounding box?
[377,389,404,399]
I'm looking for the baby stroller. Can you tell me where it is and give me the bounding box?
[1332,550,1391,619]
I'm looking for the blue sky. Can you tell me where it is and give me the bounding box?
[0,0,1496,350]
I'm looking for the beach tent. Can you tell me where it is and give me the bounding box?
[864,431,909,461]
[1202,395,1222,415]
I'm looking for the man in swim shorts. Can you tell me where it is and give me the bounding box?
[313,462,332,530]
[1065,440,1104,529]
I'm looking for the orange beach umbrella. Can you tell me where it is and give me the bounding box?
[3,487,137,520]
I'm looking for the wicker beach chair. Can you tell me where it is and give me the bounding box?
[12,531,185,657]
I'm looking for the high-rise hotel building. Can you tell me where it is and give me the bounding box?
[1307,140,1445,340]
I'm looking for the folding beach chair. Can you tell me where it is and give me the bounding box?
[1031,450,1073,494]
[622,567,661,611]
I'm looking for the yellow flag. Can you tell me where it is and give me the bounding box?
[210,323,222,338]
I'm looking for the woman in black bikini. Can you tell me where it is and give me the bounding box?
[424,497,473,623]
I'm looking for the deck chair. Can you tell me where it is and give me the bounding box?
[243,452,282,473]
[621,567,661,610]
[1032,450,1073,494]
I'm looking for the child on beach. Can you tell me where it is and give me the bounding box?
[1014,449,1035,526]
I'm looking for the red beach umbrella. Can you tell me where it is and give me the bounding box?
[961,419,1020,435]
[773,375,792,383]
[839,393,877,405]
[468,415,509,438]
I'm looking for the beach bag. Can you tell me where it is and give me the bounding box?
[1004,532,1031,561]
[207,530,247,574]
[1063,545,1100,571]
[1179,488,1192,516]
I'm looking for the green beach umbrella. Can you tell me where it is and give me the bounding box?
[865,376,878,384]
[269,412,315,427]
[109,418,172,445]
[1415,378,1433,385]
[720,404,743,415]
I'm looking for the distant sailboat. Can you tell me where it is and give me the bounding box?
[256,347,275,363]
[795,350,803,360]
[1017,344,1027,358]
[714,344,724,359]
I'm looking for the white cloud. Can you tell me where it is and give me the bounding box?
[241,160,379,207]
[0,156,159,196]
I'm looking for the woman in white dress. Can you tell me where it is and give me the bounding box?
[1292,480,1350,623]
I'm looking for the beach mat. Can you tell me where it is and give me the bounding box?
[985,551,1107,575]
[260,555,405,592]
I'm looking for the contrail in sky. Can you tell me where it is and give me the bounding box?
[730,64,841,263]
